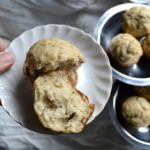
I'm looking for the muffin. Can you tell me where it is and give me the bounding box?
[142,35,150,59]
[122,6,150,37]
[34,70,95,133]
[121,96,150,128]
[23,38,84,81]
[135,86,150,101]
[109,33,143,67]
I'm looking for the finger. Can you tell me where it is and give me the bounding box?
[0,62,14,73]
[0,39,8,51]
[0,51,15,74]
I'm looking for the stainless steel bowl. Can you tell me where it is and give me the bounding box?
[127,0,150,4]
[109,81,150,149]
[94,3,150,86]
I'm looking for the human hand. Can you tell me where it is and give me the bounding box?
[0,39,15,74]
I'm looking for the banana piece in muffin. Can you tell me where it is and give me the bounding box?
[122,6,150,37]
[121,96,150,128]
[67,69,78,86]
[142,35,150,59]
[34,70,95,133]
[135,86,150,102]
[23,38,84,81]
[109,33,143,67]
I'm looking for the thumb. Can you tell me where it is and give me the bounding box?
[0,39,8,51]
[0,51,15,74]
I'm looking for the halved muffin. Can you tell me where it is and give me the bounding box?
[33,70,95,133]
[23,38,84,81]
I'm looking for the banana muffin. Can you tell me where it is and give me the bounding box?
[121,96,150,128]
[135,86,150,101]
[109,33,143,67]
[142,35,150,59]
[122,6,150,37]
[23,38,84,81]
[34,70,95,133]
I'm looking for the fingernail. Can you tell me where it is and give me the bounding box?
[0,52,14,63]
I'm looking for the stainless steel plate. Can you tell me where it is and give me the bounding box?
[94,3,150,86]
[108,81,150,149]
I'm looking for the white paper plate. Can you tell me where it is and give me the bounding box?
[0,24,112,133]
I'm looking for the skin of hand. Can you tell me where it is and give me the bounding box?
[0,39,15,73]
